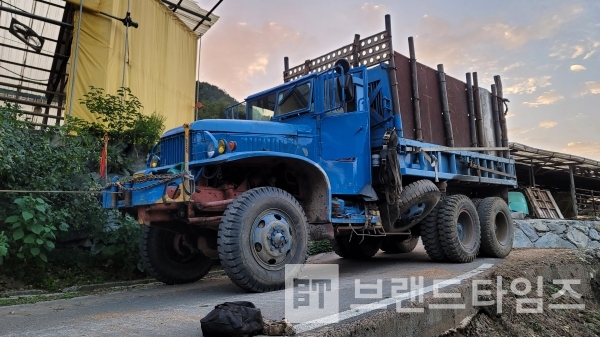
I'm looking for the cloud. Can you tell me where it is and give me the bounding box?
[579,81,600,96]
[502,62,524,72]
[523,90,564,107]
[246,55,269,77]
[505,76,551,94]
[539,121,558,128]
[200,20,314,100]
[570,64,586,72]
[414,5,582,75]
[550,40,600,60]
[564,142,600,159]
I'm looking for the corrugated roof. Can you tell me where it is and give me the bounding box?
[161,0,219,37]
[0,0,67,126]
[0,0,219,127]
[510,142,600,178]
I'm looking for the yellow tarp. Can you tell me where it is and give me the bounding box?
[65,0,197,131]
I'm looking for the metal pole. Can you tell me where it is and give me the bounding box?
[352,34,360,68]
[592,190,597,218]
[437,64,454,147]
[530,159,536,187]
[490,84,502,155]
[0,5,73,28]
[408,37,423,141]
[494,75,509,158]
[195,38,202,120]
[121,0,131,90]
[384,14,402,136]
[472,72,484,147]
[569,165,578,218]
[283,56,289,82]
[466,73,477,147]
[67,0,84,117]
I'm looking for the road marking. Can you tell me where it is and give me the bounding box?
[294,263,494,334]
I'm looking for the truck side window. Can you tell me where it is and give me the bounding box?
[248,94,276,121]
[277,82,311,115]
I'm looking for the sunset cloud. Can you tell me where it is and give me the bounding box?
[550,40,600,60]
[523,90,564,107]
[570,64,586,71]
[564,141,600,159]
[505,76,551,94]
[539,121,558,128]
[579,81,600,96]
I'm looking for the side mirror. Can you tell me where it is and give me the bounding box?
[337,74,354,103]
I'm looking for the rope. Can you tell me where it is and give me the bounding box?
[0,190,112,194]
[0,171,194,196]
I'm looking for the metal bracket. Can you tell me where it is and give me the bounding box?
[419,149,439,182]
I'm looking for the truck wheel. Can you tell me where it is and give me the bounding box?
[140,226,212,285]
[394,180,441,231]
[218,187,309,292]
[437,195,481,263]
[381,236,419,254]
[331,236,381,259]
[420,200,447,261]
[477,197,514,258]
[471,198,482,208]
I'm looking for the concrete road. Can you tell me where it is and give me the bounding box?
[0,244,503,337]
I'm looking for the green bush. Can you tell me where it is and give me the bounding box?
[0,94,161,280]
[79,86,165,150]
[4,196,68,266]
[0,232,8,265]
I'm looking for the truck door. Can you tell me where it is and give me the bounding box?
[317,70,371,195]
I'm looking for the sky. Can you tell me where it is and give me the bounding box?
[194,0,600,160]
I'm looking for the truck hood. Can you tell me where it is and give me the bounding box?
[163,119,311,137]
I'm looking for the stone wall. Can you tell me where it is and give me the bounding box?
[513,219,600,249]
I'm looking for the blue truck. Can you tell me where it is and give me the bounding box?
[103,15,516,292]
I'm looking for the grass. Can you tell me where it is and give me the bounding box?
[0,292,89,307]
[309,240,332,255]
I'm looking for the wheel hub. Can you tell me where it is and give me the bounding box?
[251,211,294,269]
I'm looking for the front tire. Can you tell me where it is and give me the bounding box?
[437,195,481,263]
[140,226,213,285]
[218,187,309,292]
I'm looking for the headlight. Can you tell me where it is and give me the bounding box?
[206,141,216,158]
[218,139,226,154]
[149,155,160,168]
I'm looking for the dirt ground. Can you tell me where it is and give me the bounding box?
[443,248,600,337]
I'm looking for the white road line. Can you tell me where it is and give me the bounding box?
[294,263,494,334]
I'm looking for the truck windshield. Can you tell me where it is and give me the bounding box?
[277,82,311,115]
[248,93,276,121]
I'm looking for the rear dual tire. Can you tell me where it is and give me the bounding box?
[477,197,514,258]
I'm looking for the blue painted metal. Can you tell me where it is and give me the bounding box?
[103,61,517,226]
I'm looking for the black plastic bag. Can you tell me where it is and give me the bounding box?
[200,301,263,337]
